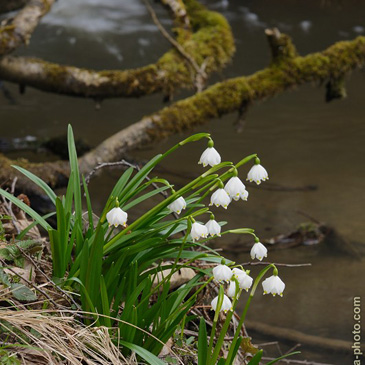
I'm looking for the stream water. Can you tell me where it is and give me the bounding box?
[1,0,364,363]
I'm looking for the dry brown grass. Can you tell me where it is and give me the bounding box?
[0,309,135,364]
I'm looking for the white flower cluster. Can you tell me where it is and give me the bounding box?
[190,219,221,242]
[198,141,285,311]
[104,137,285,315]
[210,263,285,312]
[210,264,254,312]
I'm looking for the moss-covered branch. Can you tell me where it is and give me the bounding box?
[80,33,365,169]
[0,0,235,98]
[1,32,365,194]
[0,0,54,56]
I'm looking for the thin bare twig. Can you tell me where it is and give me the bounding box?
[143,0,207,92]
[241,262,312,268]
[1,193,21,234]
[285,343,302,355]
[16,245,81,310]
[261,357,333,365]
[0,258,59,307]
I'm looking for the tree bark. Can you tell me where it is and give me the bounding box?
[0,0,54,56]
[0,0,235,98]
[1,32,364,194]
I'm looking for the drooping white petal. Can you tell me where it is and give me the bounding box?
[211,294,232,313]
[106,207,128,228]
[167,196,186,214]
[232,268,245,277]
[190,222,208,241]
[198,147,221,167]
[240,189,249,201]
[262,275,285,297]
[250,242,268,261]
[238,273,253,291]
[227,281,238,298]
[212,264,232,282]
[247,164,269,185]
[232,268,253,291]
[210,188,231,209]
[225,176,248,201]
[205,219,221,237]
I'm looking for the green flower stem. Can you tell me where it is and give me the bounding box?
[104,163,232,252]
[105,226,115,242]
[235,154,257,169]
[224,264,276,364]
[210,290,240,364]
[221,228,255,236]
[138,253,209,308]
[207,285,224,357]
[161,219,191,289]
[157,276,214,329]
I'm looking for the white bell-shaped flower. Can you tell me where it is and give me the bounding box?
[250,241,268,261]
[227,280,238,298]
[262,275,285,297]
[167,196,186,214]
[190,222,208,241]
[106,207,128,228]
[225,176,248,201]
[213,264,232,282]
[241,189,249,201]
[232,268,253,292]
[199,147,221,167]
[247,164,268,185]
[205,218,221,237]
[211,294,232,313]
[210,188,231,209]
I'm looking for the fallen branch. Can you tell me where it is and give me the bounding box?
[0,0,55,56]
[0,0,234,98]
[143,0,207,92]
[78,32,365,171]
[0,32,364,194]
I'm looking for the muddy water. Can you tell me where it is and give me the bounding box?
[1,0,365,363]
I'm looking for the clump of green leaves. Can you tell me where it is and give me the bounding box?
[0,125,263,363]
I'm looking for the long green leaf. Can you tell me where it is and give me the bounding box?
[248,350,263,365]
[119,340,165,365]
[226,336,243,365]
[121,154,161,198]
[16,212,55,240]
[109,166,134,199]
[100,275,111,327]
[12,165,57,205]
[198,318,207,365]
[82,175,94,231]
[0,189,51,231]
[123,186,170,211]
[67,125,83,254]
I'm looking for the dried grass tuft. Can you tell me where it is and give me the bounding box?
[0,309,134,364]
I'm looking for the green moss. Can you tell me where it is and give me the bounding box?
[146,34,365,143]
